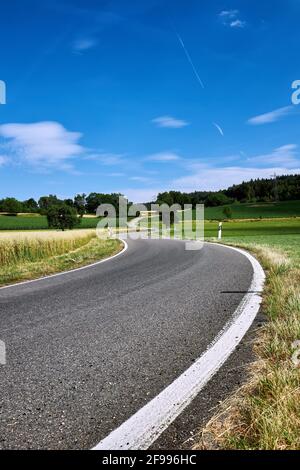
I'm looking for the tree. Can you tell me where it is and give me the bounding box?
[223,206,233,219]
[38,195,61,214]
[205,192,233,207]
[85,192,124,214]
[74,194,86,218]
[0,197,23,214]
[46,204,79,231]
[63,199,75,208]
[23,198,38,213]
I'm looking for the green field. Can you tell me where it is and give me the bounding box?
[0,215,104,230]
[203,199,300,219]
[203,218,300,239]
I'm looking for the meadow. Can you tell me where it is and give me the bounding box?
[203,199,300,219]
[203,218,300,238]
[0,214,100,230]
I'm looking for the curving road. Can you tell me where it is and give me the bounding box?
[0,238,254,449]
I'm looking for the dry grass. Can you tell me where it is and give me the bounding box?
[0,230,122,286]
[194,242,300,450]
[0,230,95,266]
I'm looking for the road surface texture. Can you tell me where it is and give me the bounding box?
[0,238,253,449]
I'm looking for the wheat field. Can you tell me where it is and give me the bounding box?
[0,230,96,267]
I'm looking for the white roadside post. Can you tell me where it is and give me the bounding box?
[218,222,222,240]
[0,340,6,365]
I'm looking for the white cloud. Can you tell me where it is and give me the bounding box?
[230,19,246,28]
[247,144,298,168]
[0,121,84,171]
[145,151,181,162]
[130,176,154,183]
[219,9,246,28]
[0,155,8,166]
[86,152,126,165]
[248,106,294,125]
[72,38,98,53]
[213,122,224,136]
[219,10,239,18]
[171,144,299,191]
[151,116,189,129]
[107,172,125,177]
[121,188,162,203]
[172,166,300,192]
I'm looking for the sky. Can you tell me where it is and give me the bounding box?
[0,0,300,202]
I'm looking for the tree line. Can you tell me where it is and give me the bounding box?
[0,174,299,221]
[0,193,125,230]
[154,174,300,207]
[0,193,124,216]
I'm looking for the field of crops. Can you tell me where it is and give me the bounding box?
[0,230,95,266]
[0,215,101,230]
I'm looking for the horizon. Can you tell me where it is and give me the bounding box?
[1,0,300,202]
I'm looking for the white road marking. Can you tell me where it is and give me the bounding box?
[0,239,128,291]
[93,243,265,450]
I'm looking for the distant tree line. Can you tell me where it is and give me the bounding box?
[154,174,300,207]
[1,175,299,219]
[0,192,125,216]
[0,193,129,230]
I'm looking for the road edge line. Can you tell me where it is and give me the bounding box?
[92,242,265,450]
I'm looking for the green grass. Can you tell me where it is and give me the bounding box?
[0,215,122,230]
[140,215,300,247]
[202,200,300,220]
[194,222,300,450]
[214,234,300,263]
[203,219,300,239]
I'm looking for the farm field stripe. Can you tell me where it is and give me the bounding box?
[93,243,265,450]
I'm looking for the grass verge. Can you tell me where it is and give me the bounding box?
[194,236,300,450]
[0,231,122,287]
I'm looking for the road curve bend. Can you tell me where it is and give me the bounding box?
[0,239,258,449]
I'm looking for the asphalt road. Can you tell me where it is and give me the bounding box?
[0,238,253,450]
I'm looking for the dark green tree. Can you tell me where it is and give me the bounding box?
[46,204,79,231]
[205,192,233,207]
[74,194,86,217]
[38,195,61,214]
[23,198,38,212]
[0,197,23,214]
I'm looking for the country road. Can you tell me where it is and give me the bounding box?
[0,238,255,450]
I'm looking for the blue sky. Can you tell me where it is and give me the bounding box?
[0,0,300,202]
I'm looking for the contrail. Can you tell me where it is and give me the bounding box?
[175,32,205,89]
[213,122,224,136]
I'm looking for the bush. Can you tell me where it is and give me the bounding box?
[46,205,80,231]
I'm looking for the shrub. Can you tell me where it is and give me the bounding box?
[46,205,79,231]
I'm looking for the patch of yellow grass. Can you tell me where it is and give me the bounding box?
[0,230,96,266]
